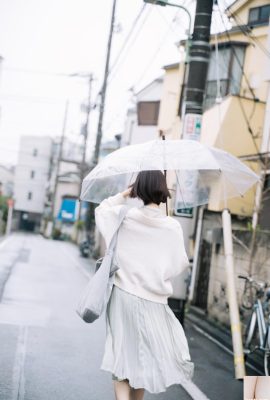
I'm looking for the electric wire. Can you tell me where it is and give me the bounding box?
[132,0,192,91]
[108,4,147,76]
[104,0,193,135]
[217,2,258,101]
[107,6,153,85]
[217,1,263,162]
[223,2,270,59]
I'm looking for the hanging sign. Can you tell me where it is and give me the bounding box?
[182,114,202,141]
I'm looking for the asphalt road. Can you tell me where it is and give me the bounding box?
[0,233,243,400]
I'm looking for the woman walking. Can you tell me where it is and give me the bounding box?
[95,170,194,399]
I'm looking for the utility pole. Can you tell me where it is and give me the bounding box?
[82,75,93,178]
[93,0,117,166]
[183,0,245,379]
[75,74,94,242]
[84,0,117,243]
[51,100,69,233]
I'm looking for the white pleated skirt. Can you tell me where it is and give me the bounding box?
[100,284,194,394]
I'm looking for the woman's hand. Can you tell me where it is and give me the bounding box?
[121,187,132,198]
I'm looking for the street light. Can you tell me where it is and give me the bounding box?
[144,0,192,37]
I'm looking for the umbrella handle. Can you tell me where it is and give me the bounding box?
[162,135,168,217]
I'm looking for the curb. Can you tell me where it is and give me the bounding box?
[186,306,265,375]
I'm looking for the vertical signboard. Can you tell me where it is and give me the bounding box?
[174,114,202,217]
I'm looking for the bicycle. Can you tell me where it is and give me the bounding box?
[238,275,270,375]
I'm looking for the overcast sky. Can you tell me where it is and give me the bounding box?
[0,0,232,165]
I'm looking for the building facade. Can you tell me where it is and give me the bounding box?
[14,136,52,231]
[155,0,270,322]
[121,77,163,146]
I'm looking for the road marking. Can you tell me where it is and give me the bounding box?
[12,325,28,400]
[181,380,211,400]
[190,322,262,375]
[0,236,12,250]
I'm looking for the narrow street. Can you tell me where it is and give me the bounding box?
[0,233,243,400]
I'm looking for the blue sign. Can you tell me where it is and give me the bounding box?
[57,199,78,222]
[57,199,88,222]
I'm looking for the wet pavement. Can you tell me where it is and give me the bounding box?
[0,233,243,400]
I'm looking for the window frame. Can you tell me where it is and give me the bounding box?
[137,101,160,126]
[203,41,247,111]
[248,5,270,25]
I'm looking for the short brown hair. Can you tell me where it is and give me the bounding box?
[129,170,171,205]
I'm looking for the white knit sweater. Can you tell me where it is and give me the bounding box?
[95,193,189,304]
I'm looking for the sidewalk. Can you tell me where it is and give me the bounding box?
[186,305,264,376]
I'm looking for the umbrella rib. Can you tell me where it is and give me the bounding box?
[175,171,188,209]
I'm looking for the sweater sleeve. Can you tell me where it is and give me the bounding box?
[168,222,190,279]
[94,192,127,248]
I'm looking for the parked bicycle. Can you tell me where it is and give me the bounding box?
[238,275,270,375]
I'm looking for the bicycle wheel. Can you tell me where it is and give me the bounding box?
[264,328,270,376]
[245,311,257,350]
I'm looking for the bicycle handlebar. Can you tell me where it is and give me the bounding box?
[238,275,248,280]
[238,275,268,290]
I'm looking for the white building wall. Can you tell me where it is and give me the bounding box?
[14,136,52,214]
[121,78,163,147]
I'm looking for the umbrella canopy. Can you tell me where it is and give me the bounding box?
[81,139,260,206]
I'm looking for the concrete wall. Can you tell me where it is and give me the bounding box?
[196,211,270,326]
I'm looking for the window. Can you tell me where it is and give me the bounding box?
[204,43,246,111]
[33,148,38,156]
[30,170,35,179]
[27,192,32,200]
[248,5,270,25]
[137,101,160,126]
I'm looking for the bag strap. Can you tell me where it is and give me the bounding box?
[105,205,130,255]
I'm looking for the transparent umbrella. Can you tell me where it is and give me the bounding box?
[80,139,260,206]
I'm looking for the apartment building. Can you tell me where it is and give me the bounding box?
[13,136,52,231]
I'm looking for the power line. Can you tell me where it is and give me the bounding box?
[107,6,153,85]
[217,2,258,101]
[109,4,147,75]
[104,0,193,134]
[224,5,270,59]
[217,1,264,161]
[2,66,73,77]
[90,5,152,110]
[132,0,192,91]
